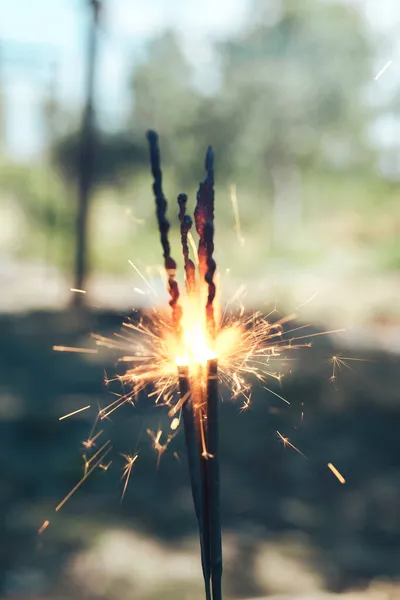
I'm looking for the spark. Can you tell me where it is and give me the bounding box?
[120,453,139,502]
[59,405,91,421]
[239,397,251,412]
[374,60,392,80]
[291,328,345,343]
[95,302,335,422]
[277,431,306,458]
[168,391,190,417]
[263,386,290,405]
[53,346,98,354]
[70,288,87,294]
[82,429,103,450]
[82,440,112,476]
[330,352,373,383]
[128,260,157,296]
[230,183,245,246]
[134,287,146,295]
[90,294,340,433]
[328,462,346,484]
[170,417,180,430]
[187,232,199,266]
[147,428,175,467]
[38,520,49,535]
[99,461,112,471]
[296,291,318,310]
[56,443,112,512]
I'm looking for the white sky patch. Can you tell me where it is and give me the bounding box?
[109,0,248,94]
[108,0,169,38]
[0,0,79,47]
[2,0,400,158]
[1,0,249,157]
[110,0,248,39]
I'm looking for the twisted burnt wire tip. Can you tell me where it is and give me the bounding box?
[146,130,182,329]
[178,193,196,293]
[194,145,216,338]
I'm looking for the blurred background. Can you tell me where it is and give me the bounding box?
[1,0,400,598]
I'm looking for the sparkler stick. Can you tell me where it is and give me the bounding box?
[51,132,337,577]
[179,366,212,600]
[178,194,212,598]
[146,131,223,599]
[195,145,216,338]
[196,146,222,599]
[205,358,222,600]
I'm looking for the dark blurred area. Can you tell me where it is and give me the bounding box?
[1,0,400,598]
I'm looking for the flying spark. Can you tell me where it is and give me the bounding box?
[56,442,112,512]
[38,520,49,535]
[230,184,245,246]
[330,352,373,383]
[328,462,346,484]
[59,405,91,420]
[277,430,306,458]
[374,60,392,80]
[53,346,98,354]
[120,453,139,502]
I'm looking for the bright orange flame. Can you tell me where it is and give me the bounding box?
[92,274,323,419]
[176,295,218,367]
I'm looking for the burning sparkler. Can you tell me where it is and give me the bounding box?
[48,130,348,600]
[146,130,221,600]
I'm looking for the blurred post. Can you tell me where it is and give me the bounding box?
[73,0,102,305]
[43,60,60,268]
[0,43,4,156]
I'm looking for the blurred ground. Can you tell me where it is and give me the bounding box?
[2,256,400,353]
[0,307,399,599]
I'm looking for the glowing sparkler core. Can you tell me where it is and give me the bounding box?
[175,295,218,367]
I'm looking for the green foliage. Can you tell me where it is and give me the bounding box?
[52,130,149,189]
[214,0,374,180]
[3,0,396,285]
[0,160,74,270]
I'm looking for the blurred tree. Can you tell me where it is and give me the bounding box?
[52,130,148,189]
[0,44,5,155]
[206,0,376,238]
[51,0,378,245]
[216,0,374,174]
[129,29,201,186]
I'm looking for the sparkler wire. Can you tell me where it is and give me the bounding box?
[179,366,212,600]
[205,358,222,600]
[146,130,222,600]
[178,193,196,293]
[146,130,182,331]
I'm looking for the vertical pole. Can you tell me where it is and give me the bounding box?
[44,60,59,268]
[73,0,101,305]
[0,42,5,156]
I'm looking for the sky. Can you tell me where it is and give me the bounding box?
[0,0,399,158]
[0,0,249,157]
